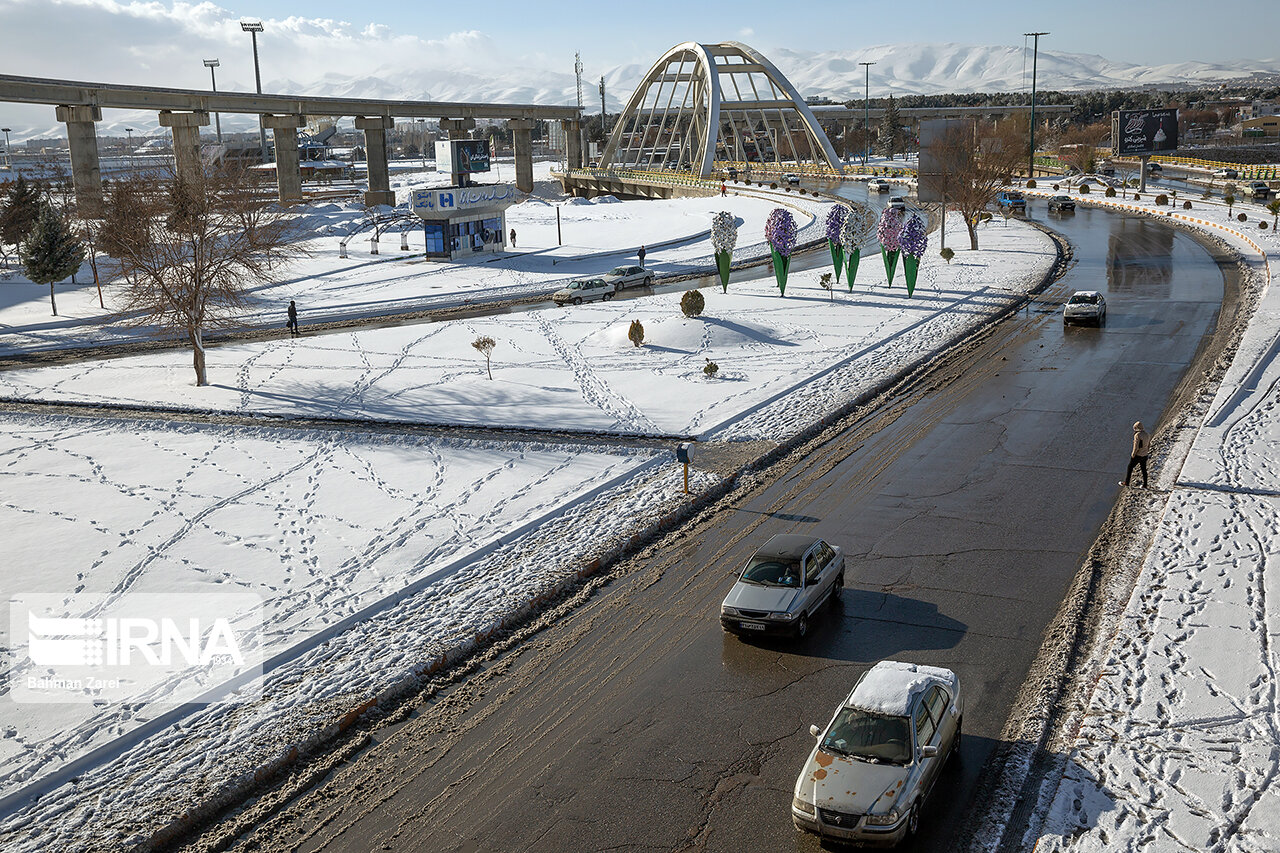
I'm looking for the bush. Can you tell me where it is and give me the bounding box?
[1261,221,1269,230]
[1184,200,1193,210]
[1105,186,1116,198]
[1238,213,1248,222]
[1132,193,1141,202]
[1053,184,1060,191]
[1079,184,1091,194]
[1026,179,1037,189]
[628,319,645,347]
[680,289,705,318]
[1155,194,1169,206]
[940,247,955,264]
[703,359,719,378]
[770,182,778,189]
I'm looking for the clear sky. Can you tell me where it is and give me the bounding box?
[0,0,1275,136]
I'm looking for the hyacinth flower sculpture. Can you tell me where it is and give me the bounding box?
[877,206,904,286]
[825,205,848,283]
[711,211,737,293]
[900,214,928,297]
[765,208,797,295]
[839,206,869,291]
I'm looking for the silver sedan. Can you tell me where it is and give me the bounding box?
[720,534,844,639]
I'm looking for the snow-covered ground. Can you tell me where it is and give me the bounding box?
[0,176,1056,851]
[1031,187,1280,851]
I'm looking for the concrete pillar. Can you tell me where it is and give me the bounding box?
[263,114,306,203]
[562,120,583,169]
[55,105,103,217]
[355,115,395,207]
[438,117,476,140]
[507,119,535,193]
[158,110,210,188]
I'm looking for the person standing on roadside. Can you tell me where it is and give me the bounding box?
[287,300,299,337]
[638,244,647,268]
[509,228,517,248]
[1121,421,1151,488]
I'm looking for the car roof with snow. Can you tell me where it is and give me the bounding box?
[844,660,958,716]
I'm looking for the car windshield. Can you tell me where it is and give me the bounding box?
[740,556,802,587]
[821,708,912,765]
[1069,293,1099,304]
[1005,192,1023,199]
[608,267,630,276]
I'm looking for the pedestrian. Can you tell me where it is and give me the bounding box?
[638,244,646,268]
[509,227,517,248]
[287,300,299,337]
[1120,420,1151,488]
[720,183,727,196]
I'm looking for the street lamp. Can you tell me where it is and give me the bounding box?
[1025,32,1048,180]
[125,127,134,172]
[859,61,875,169]
[415,118,426,169]
[203,58,223,144]
[240,20,268,163]
[1,127,11,171]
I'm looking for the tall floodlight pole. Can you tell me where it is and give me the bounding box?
[859,61,875,169]
[203,59,223,144]
[125,127,134,172]
[1025,32,1048,180]
[415,118,426,169]
[1,128,11,171]
[241,20,268,163]
[599,76,607,137]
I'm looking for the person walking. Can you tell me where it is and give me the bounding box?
[638,244,647,268]
[509,227,517,248]
[1121,420,1151,488]
[287,300,299,337]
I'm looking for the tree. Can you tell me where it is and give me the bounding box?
[0,175,43,260]
[927,120,1025,250]
[20,201,85,316]
[1225,193,1235,219]
[1055,122,1110,174]
[628,319,645,348]
[680,289,705,318]
[103,165,304,386]
[876,96,905,161]
[472,335,496,379]
[1267,199,1280,231]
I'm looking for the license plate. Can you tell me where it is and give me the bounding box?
[739,621,766,631]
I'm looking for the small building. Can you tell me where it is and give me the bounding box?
[1241,116,1280,138]
[410,184,516,260]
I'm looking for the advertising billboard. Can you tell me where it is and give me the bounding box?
[435,139,492,175]
[917,118,974,203]
[1111,109,1179,156]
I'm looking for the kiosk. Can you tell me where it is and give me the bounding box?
[410,138,516,260]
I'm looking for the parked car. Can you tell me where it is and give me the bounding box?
[784,173,801,185]
[602,265,654,290]
[996,190,1026,212]
[1247,181,1273,200]
[1063,290,1106,326]
[726,166,739,180]
[720,534,844,639]
[792,660,962,846]
[1047,195,1076,212]
[1146,161,1163,174]
[552,278,614,305]
[888,196,907,210]
[1213,168,1239,180]
[868,178,891,193]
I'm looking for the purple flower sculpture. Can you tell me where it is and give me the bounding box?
[877,207,905,286]
[765,208,797,295]
[900,214,928,297]
[825,205,849,283]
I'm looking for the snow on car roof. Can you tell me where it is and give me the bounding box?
[845,660,957,716]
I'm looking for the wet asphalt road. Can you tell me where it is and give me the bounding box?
[226,201,1227,853]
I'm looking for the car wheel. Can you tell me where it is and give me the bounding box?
[603,292,613,301]
[572,297,582,305]
[907,803,921,837]
[830,573,844,609]
[644,277,653,288]
[795,614,809,639]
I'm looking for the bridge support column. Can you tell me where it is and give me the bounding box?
[355,115,395,207]
[55,105,103,217]
[561,120,582,169]
[507,119,535,193]
[158,110,210,188]
[263,114,306,203]
[438,117,475,140]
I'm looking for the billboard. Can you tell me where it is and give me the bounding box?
[435,139,491,175]
[1111,109,1179,156]
[917,119,974,203]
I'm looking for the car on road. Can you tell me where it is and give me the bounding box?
[720,534,844,639]
[1063,290,1106,326]
[1213,168,1239,180]
[792,660,962,846]
[1147,161,1163,174]
[996,190,1026,212]
[552,277,615,306]
[726,166,739,180]
[1096,162,1116,177]
[1047,195,1076,212]
[784,173,801,185]
[1247,181,1273,200]
[602,265,654,291]
[888,196,907,211]
[868,178,891,193]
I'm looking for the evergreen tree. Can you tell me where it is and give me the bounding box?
[20,202,85,316]
[877,96,904,161]
[0,175,43,258]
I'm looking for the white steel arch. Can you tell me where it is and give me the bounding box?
[600,41,843,178]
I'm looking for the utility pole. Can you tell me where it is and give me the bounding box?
[574,52,586,166]
[1025,32,1048,180]
[859,61,875,169]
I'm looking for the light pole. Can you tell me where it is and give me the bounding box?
[1025,32,1048,180]
[859,61,875,169]
[125,127,134,172]
[203,58,223,144]
[415,118,426,169]
[240,20,268,163]
[1,127,11,171]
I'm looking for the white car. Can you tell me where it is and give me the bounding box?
[552,278,615,306]
[601,264,654,291]
[792,661,962,846]
[720,534,844,639]
[888,196,907,210]
[1063,290,1106,326]
[868,179,892,193]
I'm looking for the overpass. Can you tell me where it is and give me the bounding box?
[0,74,584,214]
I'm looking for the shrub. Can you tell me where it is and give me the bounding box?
[1105,186,1116,198]
[703,359,719,378]
[1155,194,1169,206]
[1026,179,1037,189]
[1079,184,1091,194]
[940,247,955,264]
[628,319,645,347]
[1261,221,1269,230]
[1132,193,1141,202]
[770,182,778,189]
[1238,213,1248,222]
[1184,200,1193,210]
[681,289,705,318]
[1053,184,1060,191]
[979,211,994,222]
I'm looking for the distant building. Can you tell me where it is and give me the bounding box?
[1241,100,1280,121]
[1241,115,1280,138]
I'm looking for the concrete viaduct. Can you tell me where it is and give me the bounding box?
[0,74,583,216]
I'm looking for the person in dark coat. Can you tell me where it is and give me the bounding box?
[509,228,517,248]
[1121,421,1151,487]
[638,244,647,267]
[287,300,299,337]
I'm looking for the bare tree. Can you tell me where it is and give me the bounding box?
[472,335,496,379]
[102,165,304,386]
[929,120,1025,250]
[1056,122,1110,174]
